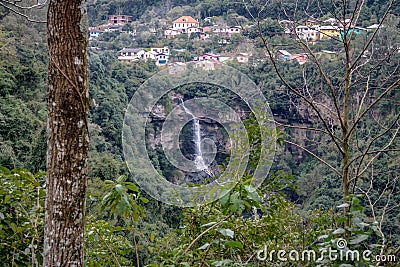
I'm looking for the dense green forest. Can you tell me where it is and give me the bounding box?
[0,0,399,266]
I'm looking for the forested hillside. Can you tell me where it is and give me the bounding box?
[0,0,399,266]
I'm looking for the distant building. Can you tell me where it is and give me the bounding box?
[108,15,133,25]
[366,24,382,30]
[103,24,124,32]
[227,26,242,34]
[276,50,291,61]
[290,53,308,65]
[319,25,341,40]
[212,25,242,37]
[150,46,170,65]
[144,50,158,60]
[277,50,308,64]
[337,18,353,28]
[119,47,170,66]
[219,52,232,62]
[198,53,220,61]
[202,26,212,33]
[164,29,180,39]
[295,25,320,42]
[118,48,145,62]
[279,20,294,35]
[317,50,339,60]
[199,32,210,40]
[172,16,199,33]
[236,53,250,64]
[156,53,168,66]
[151,46,170,56]
[323,18,339,25]
[187,27,203,36]
[194,59,222,71]
[305,19,318,27]
[89,27,104,40]
[339,27,367,41]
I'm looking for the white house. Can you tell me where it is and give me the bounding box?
[212,26,241,35]
[118,48,145,62]
[227,26,242,34]
[144,50,158,60]
[156,53,168,66]
[295,25,320,41]
[172,16,199,33]
[150,46,170,56]
[187,27,203,36]
[164,29,180,39]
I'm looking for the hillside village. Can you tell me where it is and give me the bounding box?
[1,1,399,265]
[88,13,384,70]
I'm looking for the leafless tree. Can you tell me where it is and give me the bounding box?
[245,0,399,243]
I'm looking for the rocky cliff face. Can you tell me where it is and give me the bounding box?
[146,96,230,185]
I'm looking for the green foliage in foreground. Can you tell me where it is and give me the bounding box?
[1,165,398,266]
[147,174,327,266]
[0,166,45,267]
[148,183,398,266]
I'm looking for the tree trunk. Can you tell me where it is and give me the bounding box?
[44,0,89,266]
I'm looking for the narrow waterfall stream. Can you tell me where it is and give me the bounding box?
[179,99,211,175]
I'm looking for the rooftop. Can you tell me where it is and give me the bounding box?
[173,16,198,24]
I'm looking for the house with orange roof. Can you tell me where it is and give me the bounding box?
[172,16,199,33]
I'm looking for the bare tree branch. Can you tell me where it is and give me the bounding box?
[0,0,47,23]
[349,0,395,70]
[284,140,341,176]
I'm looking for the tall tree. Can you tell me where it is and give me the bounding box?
[0,0,90,264]
[44,0,89,266]
[248,0,399,250]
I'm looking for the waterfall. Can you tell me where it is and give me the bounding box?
[179,99,210,175]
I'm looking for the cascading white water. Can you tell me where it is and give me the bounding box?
[179,99,210,174]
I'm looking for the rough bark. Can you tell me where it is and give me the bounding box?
[44,0,89,266]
